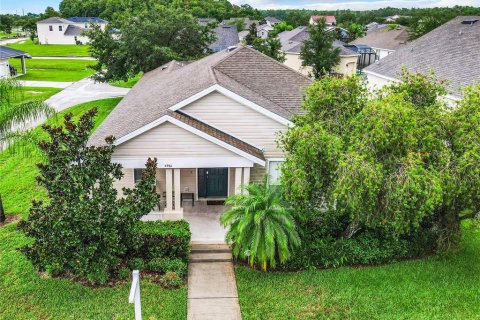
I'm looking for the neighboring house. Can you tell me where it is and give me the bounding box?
[257,23,274,39]
[278,26,359,77]
[350,24,409,59]
[364,16,480,104]
[36,16,108,45]
[265,16,281,26]
[89,46,311,220]
[0,46,30,78]
[310,15,336,26]
[209,25,240,52]
[198,18,216,26]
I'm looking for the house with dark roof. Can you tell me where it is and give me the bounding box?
[0,46,31,78]
[36,16,108,45]
[209,25,240,52]
[350,24,409,59]
[89,46,311,221]
[364,16,480,104]
[278,26,359,77]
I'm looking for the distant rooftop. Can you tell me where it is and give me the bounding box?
[350,25,409,51]
[0,45,30,59]
[37,16,107,24]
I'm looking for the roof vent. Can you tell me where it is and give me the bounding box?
[461,19,478,25]
[227,45,237,52]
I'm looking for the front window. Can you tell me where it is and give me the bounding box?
[59,25,63,31]
[134,168,145,184]
[268,160,284,185]
[49,25,53,31]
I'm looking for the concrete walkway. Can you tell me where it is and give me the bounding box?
[188,244,242,320]
[0,37,27,45]
[44,77,129,112]
[19,80,73,88]
[32,56,96,60]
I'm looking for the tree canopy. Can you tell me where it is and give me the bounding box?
[279,72,480,250]
[86,8,215,82]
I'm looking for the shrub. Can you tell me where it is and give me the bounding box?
[160,271,183,288]
[128,258,145,271]
[117,267,130,280]
[87,269,110,285]
[131,220,191,262]
[147,258,188,277]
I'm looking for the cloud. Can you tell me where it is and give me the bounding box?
[230,0,480,10]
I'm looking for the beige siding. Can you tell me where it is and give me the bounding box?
[114,168,135,197]
[182,92,286,158]
[114,122,238,158]
[284,53,358,77]
[154,168,196,195]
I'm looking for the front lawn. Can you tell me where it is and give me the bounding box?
[0,98,187,319]
[236,222,480,320]
[9,59,96,82]
[6,39,90,57]
[110,73,143,88]
[15,87,62,102]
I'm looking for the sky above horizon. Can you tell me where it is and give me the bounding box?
[1,0,479,14]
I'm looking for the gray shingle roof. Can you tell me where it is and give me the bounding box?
[350,25,409,50]
[64,25,84,36]
[365,16,480,98]
[0,46,30,59]
[265,16,281,24]
[36,17,72,24]
[67,17,107,23]
[278,26,358,56]
[209,25,240,52]
[89,46,311,146]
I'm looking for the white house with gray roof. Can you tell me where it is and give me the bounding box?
[364,16,480,104]
[89,46,311,221]
[36,17,108,45]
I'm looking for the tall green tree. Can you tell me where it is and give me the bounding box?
[244,22,258,45]
[252,37,285,62]
[20,109,159,284]
[300,18,341,79]
[0,78,54,223]
[221,180,300,271]
[86,8,215,82]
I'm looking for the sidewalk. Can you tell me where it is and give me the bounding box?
[187,244,242,320]
[19,80,73,89]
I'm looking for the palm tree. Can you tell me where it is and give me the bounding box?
[0,78,54,222]
[220,180,301,271]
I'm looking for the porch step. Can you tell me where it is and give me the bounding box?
[191,243,231,254]
[189,251,233,263]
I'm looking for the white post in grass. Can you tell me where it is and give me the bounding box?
[129,270,142,320]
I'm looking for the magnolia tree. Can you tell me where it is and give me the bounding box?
[279,71,480,249]
[20,109,159,284]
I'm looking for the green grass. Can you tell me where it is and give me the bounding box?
[9,59,96,82]
[236,222,480,320]
[0,98,187,319]
[6,39,90,57]
[110,73,143,88]
[14,87,62,103]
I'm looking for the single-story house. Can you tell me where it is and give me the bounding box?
[0,46,30,78]
[278,26,359,77]
[350,24,409,59]
[89,46,311,220]
[36,16,108,45]
[310,15,336,26]
[364,16,480,104]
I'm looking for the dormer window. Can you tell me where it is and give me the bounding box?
[49,25,53,31]
[59,26,63,31]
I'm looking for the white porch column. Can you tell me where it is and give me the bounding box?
[174,168,181,211]
[242,167,250,194]
[165,169,173,211]
[235,167,243,195]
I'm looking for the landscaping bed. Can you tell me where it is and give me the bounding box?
[235,221,480,320]
[0,98,187,319]
[9,59,96,82]
[6,39,90,57]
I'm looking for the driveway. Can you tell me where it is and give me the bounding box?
[0,37,27,45]
[45,78,129,112]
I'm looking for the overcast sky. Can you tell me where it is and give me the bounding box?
[1,0,479,14]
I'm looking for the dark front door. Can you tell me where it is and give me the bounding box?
[198,168,228,198]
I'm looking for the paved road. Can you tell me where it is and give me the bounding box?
[19,80,73,89]
[45,78,129,112]
[0,37,27,45]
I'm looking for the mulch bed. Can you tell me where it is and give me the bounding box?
[0,214,20,227]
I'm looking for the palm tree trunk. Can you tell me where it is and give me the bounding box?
[0,193,5,222]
